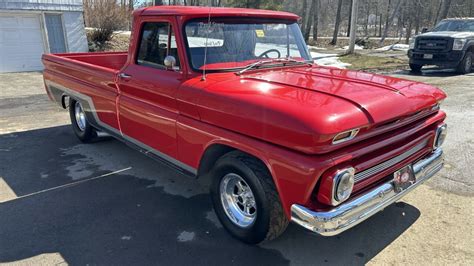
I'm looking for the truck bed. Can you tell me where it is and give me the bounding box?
[42,51,128,131]
[43,51,128,71]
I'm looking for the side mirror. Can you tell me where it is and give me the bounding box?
[421,28,429,34]
[164,55,176,69]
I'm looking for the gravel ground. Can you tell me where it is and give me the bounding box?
[0,70,472,265]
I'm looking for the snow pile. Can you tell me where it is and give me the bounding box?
[114,30,131,36]
[342,44,364,50]
[307,45,327,50]
[85,27,131,36]
[376,44,409,51]
[311,52,351,69]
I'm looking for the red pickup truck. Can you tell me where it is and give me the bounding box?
[42,6,447,243]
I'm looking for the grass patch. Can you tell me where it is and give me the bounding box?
[339,53,408,72]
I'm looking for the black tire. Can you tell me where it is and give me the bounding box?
[457,52,473,74]
[69,98,97,143]
[210,151,289,244]
[409,63,423,73]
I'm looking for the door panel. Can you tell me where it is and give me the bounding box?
[45,14,67,53]
[117,21,183,158]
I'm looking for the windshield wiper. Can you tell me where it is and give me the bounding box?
[236,58,312,75]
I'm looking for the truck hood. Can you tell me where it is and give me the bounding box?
[419,31,474,38]
[196,66,446,154]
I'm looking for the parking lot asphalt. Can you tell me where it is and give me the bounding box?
[0,70,473,265]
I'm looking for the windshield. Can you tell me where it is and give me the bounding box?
[184,20,312,71]
[432,20,474,32]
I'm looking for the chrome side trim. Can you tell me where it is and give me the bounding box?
[354,139,428,183]
[291,148,443,236]
[45,80,198,176]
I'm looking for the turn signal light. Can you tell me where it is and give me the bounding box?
[332,129,360,144]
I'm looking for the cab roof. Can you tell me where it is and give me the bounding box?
[137,5,299,21]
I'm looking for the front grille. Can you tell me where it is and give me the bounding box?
[354,139,428,183]
[416,38,449,51]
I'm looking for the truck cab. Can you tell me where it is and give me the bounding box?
[408,18,474,74]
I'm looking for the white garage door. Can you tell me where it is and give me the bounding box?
[0,13,45,73]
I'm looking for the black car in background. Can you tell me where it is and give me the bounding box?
[408,18,474,74]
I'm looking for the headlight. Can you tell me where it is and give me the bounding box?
[409,38,416,49]
[332,167,355,205]
[453,38,467,50]
[433,124,447,149]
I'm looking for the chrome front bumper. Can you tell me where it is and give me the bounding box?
[291,148,444,236]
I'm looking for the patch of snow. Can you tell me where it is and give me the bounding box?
[376,44,409,51]
[307,45,327,50]
[342,44,364,50]
[114,30,131,36]
[311,52,351,69]
[85,27,131,36]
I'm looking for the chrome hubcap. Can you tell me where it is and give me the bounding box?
[74,101,87,131]
[220,173,257,228]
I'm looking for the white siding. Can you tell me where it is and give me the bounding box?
[62,11,87,53]
[0,0,83,11]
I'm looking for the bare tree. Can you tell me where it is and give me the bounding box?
[433,0,443,25]
[84,0,127,50]
[346,0,353,37]
[439,0,453,20]
[347,0,359,54]
[132,0,474,49]
[364,0,370,37]
[300,0,309,36]
[470,0,473,16]
[380,0,403,45]
[312,0,320,42]
[330,0,344,45]
[303,0,316,41]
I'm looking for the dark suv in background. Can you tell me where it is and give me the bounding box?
[408,18,474,74]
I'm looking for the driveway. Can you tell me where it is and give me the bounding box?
[0,71,472,265]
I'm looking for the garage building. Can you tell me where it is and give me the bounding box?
[0,0,88,73]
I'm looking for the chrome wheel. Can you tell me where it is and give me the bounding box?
[220,173,257,228]
[74,101,87,131]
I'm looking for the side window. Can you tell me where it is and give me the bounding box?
[137,22,180,70]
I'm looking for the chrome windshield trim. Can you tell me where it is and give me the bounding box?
[291,148,443,236]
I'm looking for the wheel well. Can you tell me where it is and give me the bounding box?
[61,94,70,109]
[197,145,275,187]
[197,144,236,177]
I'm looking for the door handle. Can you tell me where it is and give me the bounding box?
[119,73,132,80]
